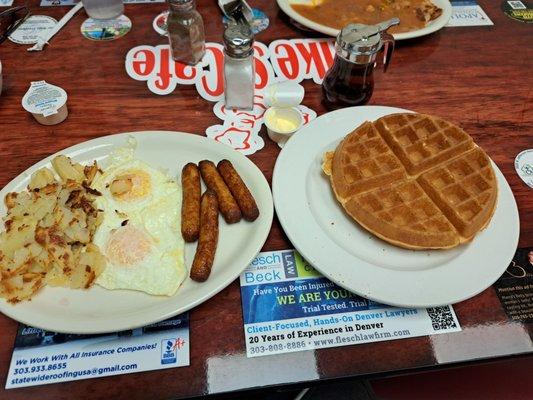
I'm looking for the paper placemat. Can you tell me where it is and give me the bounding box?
[240,250,461,358]
[494,247,533,323]
[447,0,494,26]
[6,313,189,389]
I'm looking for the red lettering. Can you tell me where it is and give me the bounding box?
[253,45,269,90]
[156,47,173,91]
[274,43,299,80]
[320,41,335,70]
[295,42,327,78]
[174,62,197,81]
[200,46,224,99]
[132,49,155,77]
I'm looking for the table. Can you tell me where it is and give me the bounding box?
[0,0,532,398]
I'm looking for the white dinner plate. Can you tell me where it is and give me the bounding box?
[273,106,520,307]
[0,132,273,333]
[277,0,452,41]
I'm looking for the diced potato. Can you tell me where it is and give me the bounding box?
[74,163,84,176]
[33,197,56,221]
[1,154,105,303]
[13,248,30,268]
[84,162,99,185]
[28,168,56,190]
[76,247,106,289]
[110,176,133,196]
[4,192,18,209]
[51,155,85,183]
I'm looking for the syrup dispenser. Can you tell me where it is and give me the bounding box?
[322,18,399,108]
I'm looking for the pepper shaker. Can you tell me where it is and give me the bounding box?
[167,0,206,65]
[223,24,255,110]
[322,18,399,109]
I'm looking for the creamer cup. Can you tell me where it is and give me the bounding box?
[22,81,68,125]
[264,81,304,108]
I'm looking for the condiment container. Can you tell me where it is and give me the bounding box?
[322,18,399,109]
[167,0,206,65]
[223,23,254,110]
[264,81,304,108]
[22,81,68,125]
[264,107,303,147]
[263,81,305,147]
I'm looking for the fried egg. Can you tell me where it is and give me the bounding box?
[91,142,186,296]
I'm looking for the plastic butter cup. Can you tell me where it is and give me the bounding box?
[22,80,68,126]
[264,106,303,148]
[263,81,305,147]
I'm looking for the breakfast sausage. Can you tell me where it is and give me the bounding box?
[181,163,201,242]
[190,190,219,282]
[198,160,241,224]
[217,159,259,222]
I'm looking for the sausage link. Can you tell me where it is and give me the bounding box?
[190,190,219,282]
[181,163,201,242]
[217,159,259,222]
[198,160,241,224]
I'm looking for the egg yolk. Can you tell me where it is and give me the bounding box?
[110,170,151,202]
[106,225,151,266]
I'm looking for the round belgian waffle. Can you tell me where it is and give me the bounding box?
[322,113,498,249]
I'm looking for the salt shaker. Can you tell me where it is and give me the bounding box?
[223,24,255,110]
[322,18,399,109]
[167,0,206,65]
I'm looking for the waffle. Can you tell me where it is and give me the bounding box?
[323,113,497,249]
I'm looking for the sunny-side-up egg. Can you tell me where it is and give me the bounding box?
[91,143,186,296]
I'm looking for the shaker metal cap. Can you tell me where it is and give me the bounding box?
[168,0,194,4]
[338,18,399,56]
[223,24,254,58]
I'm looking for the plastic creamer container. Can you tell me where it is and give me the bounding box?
[22,81,68,125]
[263,81,305,148]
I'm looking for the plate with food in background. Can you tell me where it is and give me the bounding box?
[0,132,273,333]
[277,0,452,40]
[273,106,519,307]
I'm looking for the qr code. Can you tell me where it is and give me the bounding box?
[427,306,458,330]
[508,1,526,9]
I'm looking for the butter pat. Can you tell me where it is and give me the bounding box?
[22,80,68,125]
[265,108,300,132]
[264,107,303,148]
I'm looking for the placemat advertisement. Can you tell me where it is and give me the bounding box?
[494,248,533,323]
[240,250,461,358]
[6,313,190,389]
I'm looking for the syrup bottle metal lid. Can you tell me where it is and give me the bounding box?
[337,18,399,60]
[223,23,254,58]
